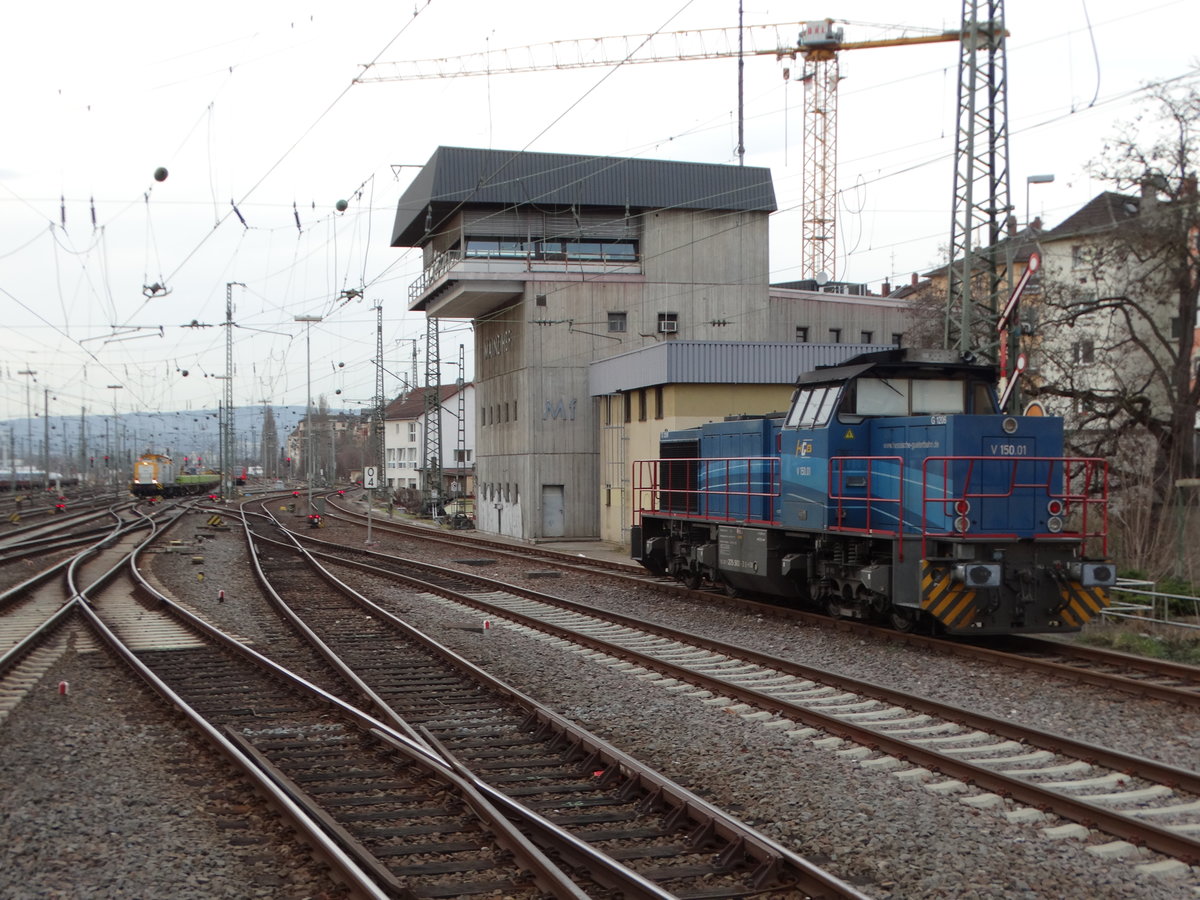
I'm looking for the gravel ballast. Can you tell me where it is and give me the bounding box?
[0,629,349,899]
[4,506,1196,898]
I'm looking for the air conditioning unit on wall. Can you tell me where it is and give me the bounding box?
[658,320,678,333]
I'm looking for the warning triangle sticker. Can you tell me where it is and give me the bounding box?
[844,429,855,439]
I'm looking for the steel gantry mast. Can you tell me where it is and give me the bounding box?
[455,344,466,506]
[422,318,443,515]
[373,304,386,479]
[945,0,1011,359]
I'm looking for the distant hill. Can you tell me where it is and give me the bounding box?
[0,405,362,470]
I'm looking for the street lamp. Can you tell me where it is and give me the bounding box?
[294,315,322,517]
[1026,174,1054,226]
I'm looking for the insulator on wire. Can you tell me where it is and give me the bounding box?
[293,202,302,233]
[231,200,247,229]
[90,196,97,229]
[60,195,66,229]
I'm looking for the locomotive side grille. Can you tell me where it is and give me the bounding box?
[660,439,699,514]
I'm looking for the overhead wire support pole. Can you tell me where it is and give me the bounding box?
[945,1,1011,359]
[422,317,442,517]
[374,304,386,482]
[295,315,322,519]
[456,345,466,507]
[222,282,245,499]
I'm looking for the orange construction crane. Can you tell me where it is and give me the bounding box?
[359,19,976,281]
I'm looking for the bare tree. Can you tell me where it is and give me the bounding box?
[1025,85,1200,517]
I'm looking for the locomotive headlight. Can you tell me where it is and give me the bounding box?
[1002,417,1019,434]
[954,562,1000,586]
[1046,516,1064,533]
[1069,562,1116,586]
[1046,499,1065,516]
[954,515,971,533]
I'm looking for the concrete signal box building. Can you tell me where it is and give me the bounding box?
[393,147,777,540]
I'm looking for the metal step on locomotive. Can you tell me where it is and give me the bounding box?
[632,348,1115,636]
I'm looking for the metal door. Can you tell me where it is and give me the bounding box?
[541,484,565,537]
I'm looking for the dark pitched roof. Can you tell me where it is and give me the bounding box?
[1042,191,1141,240]
[384,383,467,420]
[391,146,776,247]
[921,222,1047,278]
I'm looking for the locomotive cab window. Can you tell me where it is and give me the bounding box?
[973,382,999,413]
[786,385,841,428]
[854,378,966,416]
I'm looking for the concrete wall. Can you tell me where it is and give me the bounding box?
[468,207,773,541]
[767,290,909,345]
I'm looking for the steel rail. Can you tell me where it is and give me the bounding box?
[319,501,1200,707]
[249,513,869,899]
[300,541,1200,865]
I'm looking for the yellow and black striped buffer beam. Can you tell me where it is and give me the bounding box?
[920,560,979,630]
[1056,583,1109,628]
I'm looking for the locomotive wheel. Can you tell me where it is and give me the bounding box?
[889,606,919,633]
[721,578,740,598]
[641,557,667,576]
[683,569,702,590]
[825,596,842,619]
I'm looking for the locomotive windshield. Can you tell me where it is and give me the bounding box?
[857,378,964,415]
[786,385,841,428]
[787,375,998,426]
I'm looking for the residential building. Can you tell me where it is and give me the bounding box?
[382,382,476,499]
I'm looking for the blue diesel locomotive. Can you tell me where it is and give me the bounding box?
[632,349,1116,635]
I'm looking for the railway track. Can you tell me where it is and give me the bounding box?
[242,510,861,898]
[318,497,1200,709]
[3,504,592,897]
[285,525,1200,877]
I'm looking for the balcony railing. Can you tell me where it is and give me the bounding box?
[409,249,464,302]
[409,247,642,303]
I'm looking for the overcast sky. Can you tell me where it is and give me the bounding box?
[1,0,1197,432]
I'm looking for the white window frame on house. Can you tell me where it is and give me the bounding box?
[608,312,627,333]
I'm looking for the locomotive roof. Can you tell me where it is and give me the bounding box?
[794,348,997,387]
